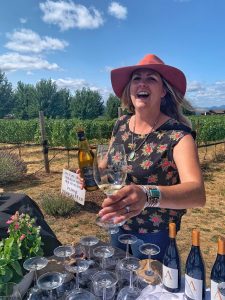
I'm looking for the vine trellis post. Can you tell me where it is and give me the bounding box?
[39,111,50,173]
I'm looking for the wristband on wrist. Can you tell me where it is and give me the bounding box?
[140,185,161,209]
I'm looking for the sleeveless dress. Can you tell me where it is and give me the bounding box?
[111,114,193,234]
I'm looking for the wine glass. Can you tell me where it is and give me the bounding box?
[139,243,161,284]
[0,282,22,299]
[37,271,63,299]
[117,257,141,299]
[92,270,118,300]
[93,245,115,270]
[93,143,127,232]
[118,234,138,258]
[65,259,90,292]
[80,236,99,266]
[23,256,48,290]
[54,245,75,281]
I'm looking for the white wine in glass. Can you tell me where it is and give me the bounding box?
[93,143,127,230]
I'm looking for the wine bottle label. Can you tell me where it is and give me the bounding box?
[163,265,178,289]
[211,280,225,300]
[185,274,203,300]
[82,167,96,187]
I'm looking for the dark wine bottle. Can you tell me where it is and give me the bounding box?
[162,222,181,293]
[210,237,225,300]
[185,229,206,300]
[77,130,98,192]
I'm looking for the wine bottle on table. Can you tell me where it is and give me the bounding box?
[77,129,98,192]
[185,229,206,300]
[162,222,181,293]
[210,237,225,300]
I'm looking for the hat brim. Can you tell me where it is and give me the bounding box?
[111,64,186,98]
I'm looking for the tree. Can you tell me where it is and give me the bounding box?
[53,88,72,119]
[70,88,104,119]
[0,71,14,118]
[13,81,39,119]
[105,94,121,119]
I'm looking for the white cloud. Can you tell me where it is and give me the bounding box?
[5,29,68,53]
[53,77,111,101]
[108,2,127,20]
[20,18,27,24]
[187,80,225,108]
[0,52,59,72]
[40,0,104,31]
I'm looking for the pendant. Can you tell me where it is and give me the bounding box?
[128,151,136,161]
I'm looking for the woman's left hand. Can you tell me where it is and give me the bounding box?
[98,185,147,224]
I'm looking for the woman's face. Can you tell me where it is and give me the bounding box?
[130,69,166,111]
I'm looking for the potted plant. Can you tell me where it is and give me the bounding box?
[0,211,43,284]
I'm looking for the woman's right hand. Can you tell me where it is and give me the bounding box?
[76,169,85,189]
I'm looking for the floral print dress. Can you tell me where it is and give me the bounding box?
[111,114,193,234]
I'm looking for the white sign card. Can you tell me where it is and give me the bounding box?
[61,169,86,205]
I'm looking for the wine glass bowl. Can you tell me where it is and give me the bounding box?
[93,245,115,270]
[65,289,96,300]
[80,236,99,265]
[53,245,75,259]
[37,271,63,299]
[65,259,90,292]
[118,234,138,258]
[92,270,118,300]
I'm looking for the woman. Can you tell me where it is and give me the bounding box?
[98,54,206,261]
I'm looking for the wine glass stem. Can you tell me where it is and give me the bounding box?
[126,244,129,258]
[103,286,106,300]
[34,270,38,286]
[49,289,53,300]
[148,254,153,274]
[75,272,79,290]
[129,270,134,289]
[88,246,91,260]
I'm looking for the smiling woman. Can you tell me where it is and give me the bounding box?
[97,53,206,262]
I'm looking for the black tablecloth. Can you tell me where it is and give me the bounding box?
[0,192,61,256]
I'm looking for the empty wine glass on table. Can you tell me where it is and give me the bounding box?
[80,236,99,266]
[53,245,75,275]
[23,256,48,291]
[65,259,90,293]
[93,143,127,239]
[139,243,161,285]
[37,271,64,300]
[118,234,138,258]
[65,289,96,300]
[117,257,141,300]
[92,270,118,300]
[93,245,115,270]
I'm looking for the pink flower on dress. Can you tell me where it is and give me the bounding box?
[147,175,157,183]
[166,171,173,180]
[139,228,148,234]
[136,217,145,224]
[123,224,132,231]
[170,131,183,141]
[157,144,167,153]
[140,160,153,170]
[150,214,163,226]
[121,132,129,141]
[142,143,155,155]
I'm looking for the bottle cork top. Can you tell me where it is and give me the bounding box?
[169,222,177,238]
[192,229,200,246]
[218,237,225,255]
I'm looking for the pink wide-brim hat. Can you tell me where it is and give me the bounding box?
[111,54,186,98]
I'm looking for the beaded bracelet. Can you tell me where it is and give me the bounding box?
[139,185,161,209]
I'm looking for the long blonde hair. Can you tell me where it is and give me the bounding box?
[121,74,192,128]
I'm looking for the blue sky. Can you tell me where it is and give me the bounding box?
[0,0,225,109]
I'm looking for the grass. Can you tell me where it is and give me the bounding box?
[1,143,225,286]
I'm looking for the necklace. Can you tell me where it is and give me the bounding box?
[127,114,160,162]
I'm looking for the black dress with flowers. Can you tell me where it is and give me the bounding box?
[111,114,193,234]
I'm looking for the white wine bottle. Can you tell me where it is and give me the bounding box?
[77,130,98,192]
[163,222,181,293]
[185,229,206,300]
[210,237,225,300]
